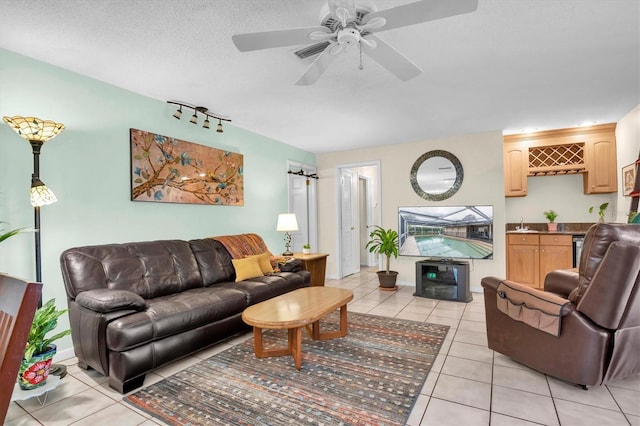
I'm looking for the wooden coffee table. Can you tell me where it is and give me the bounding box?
[241,287,354,370]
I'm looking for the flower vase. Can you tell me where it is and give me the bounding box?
[19,345,56,390]
[547,223,558,231]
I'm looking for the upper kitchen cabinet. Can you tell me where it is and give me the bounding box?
[583,130,618,193]
[504,123,617,197]
[504,142,528,197]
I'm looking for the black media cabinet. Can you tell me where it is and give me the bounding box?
[415,259,472,302]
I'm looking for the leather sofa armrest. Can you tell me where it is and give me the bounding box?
[543,268,579,298]
[75,289,147,313]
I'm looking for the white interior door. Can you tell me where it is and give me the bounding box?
[340,168,359,277]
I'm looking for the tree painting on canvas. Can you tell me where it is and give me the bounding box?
[130,129,243,205]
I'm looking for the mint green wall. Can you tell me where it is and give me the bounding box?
[0,49,315,356]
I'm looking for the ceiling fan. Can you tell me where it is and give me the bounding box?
[232,0,478,85]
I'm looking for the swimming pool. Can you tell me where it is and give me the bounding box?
[415,235,492,258]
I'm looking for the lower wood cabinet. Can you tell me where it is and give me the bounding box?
[507,233,572,289]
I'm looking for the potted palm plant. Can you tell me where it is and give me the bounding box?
[365,226,399,290]
[18,299,71,390]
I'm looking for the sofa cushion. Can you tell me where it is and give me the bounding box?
[61,240,203,299]
[232,257,264,282]
[105,286,247,352]
[188,239,235,285]
[216,272,308,305]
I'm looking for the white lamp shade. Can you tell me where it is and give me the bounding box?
[276,213,299,232]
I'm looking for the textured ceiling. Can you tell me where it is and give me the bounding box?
[1,0,638,153]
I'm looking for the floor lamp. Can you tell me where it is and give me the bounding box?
[3,116,64,289]
[2,116,66,376]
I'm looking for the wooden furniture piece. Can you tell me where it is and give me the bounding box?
[293,252,329,286]
[0,275,42,424]
[506,233,572,289]
[504,123,617,197]
[241,287,353,370]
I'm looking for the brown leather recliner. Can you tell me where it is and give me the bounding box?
[482,223,640,387]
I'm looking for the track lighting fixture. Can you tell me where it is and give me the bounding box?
[167,101,231,133]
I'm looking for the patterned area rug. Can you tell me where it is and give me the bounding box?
[124,312,449,425]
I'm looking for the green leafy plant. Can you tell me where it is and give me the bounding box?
[24,299,71,362]
[303,243,311,249]
[543,210,558,223]
[0,221,34,244]
[365,226,399,274]
[589,202,609,223]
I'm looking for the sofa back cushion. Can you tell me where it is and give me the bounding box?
[61,240,203,299]
[188,239,235,285]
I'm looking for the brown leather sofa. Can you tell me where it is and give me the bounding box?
[482,223,640,388]
[60,237,310,393]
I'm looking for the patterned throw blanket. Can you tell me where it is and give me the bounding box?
[211,233,273,259]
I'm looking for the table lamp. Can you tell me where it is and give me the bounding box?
[276,213,298,256]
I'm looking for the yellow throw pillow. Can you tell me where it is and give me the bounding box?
[232,257,264,282]
[245,252,274,275]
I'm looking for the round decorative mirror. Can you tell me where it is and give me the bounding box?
[410,150,463,201]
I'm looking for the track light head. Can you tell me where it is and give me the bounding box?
[167,101,231,132]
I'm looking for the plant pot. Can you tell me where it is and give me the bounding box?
[302,248,311,255]
[19,344,56,390]
[547,223,558,231]
[377,271,399,290]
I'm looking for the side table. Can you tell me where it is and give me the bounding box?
[292,253,329,287]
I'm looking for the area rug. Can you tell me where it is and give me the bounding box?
[124,312,449,425]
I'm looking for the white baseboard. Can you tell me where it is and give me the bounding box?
[53,346,76,363]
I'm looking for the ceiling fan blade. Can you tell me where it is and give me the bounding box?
[328,0,356,21]
[362,0,478,33]
[361,35,422,82]
[232,27,330,52]
[295,48,336,86]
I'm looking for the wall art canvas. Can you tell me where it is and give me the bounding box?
[622,162,636,196]
[130,129,243,205]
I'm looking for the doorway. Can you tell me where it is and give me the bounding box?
[288,161,318,253]
[336,161,381,279]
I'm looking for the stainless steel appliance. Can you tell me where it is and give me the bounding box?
[573,235,585,267]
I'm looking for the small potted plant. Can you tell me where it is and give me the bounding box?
[589,202,609,223]
[18,299,71,390]
[302,243,311,255]
[543,210,558,231]
[365,226,399,290]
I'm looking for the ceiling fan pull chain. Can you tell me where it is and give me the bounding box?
[359,43,364,70]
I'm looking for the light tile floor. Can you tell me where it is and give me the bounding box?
[6,268,640,425]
